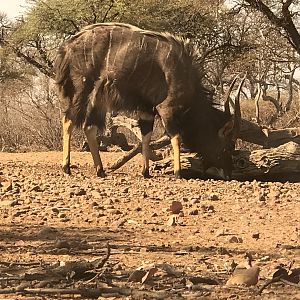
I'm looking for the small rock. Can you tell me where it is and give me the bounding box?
[60,218,71,222]
[10,200,20,207]
[229,236,243,243]
[90,190,102,199]
[109,209,122,215]
[104,199,113,205]
[169,201,183,214]
[55,240,71,249]
[38,227,59,239]
[226,266,260,286]
[192,198,200,204]
[31,185,43,192]
[208,193,220,201]
[252,232,260,240]
[201,204,215,213]
[13,211,25,217]
[128,269,147,282]
[259,255,271,262]
[166,215,177,226]
[3,181,13,192]
[12,187,20,194]
[52,207,59,214]
[74,188,86,196]
[115,219,127,227]
[59,213,67,218]
[189,209,199,216]
[257,193,266,202]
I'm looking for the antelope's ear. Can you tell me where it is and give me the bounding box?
[218,119,234,138]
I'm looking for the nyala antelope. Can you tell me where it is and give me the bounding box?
[54,23,243,179]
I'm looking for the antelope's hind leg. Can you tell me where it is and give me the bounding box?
[62,115,74,175]
[138,114,155,178]
[84,125,106,177]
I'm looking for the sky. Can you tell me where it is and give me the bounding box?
[0,0,27,19]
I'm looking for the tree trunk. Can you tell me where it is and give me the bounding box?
[151,142,300,181]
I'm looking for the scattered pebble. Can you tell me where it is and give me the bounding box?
[228,236,243,243]
[189,209,199,216]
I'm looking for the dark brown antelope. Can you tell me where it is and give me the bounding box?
[54,22,243,179]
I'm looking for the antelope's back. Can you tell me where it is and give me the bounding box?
[55,23,197,109]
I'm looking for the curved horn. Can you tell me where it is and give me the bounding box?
[233,73,247,140]
[224,74,240,115]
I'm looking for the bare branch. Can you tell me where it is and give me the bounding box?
[243,0,300,54]
[102,0,116,23]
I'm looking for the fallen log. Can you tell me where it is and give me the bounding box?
[107,116,300,180]
[111,115,141,141]
[151,142,300,181]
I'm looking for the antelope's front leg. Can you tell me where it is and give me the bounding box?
[171,134,181,179]
[84,125,106,177]
[139,114,154,178]
[62,115,74,175]
[156,102,181,179]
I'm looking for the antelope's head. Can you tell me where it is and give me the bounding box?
[204,74,246,179]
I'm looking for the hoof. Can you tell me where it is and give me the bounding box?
[63,165,71,175]
[97,169,106,178]
[174,171,182,179]
[142,169,152,178]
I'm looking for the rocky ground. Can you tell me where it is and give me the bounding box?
[0,151,299,299]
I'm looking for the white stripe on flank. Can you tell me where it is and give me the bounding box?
[128,36,145,78]
[154,37,159,55]
[83,33,89,70]
[140,35,145,50]
[165,44,173,63]
[106,27,115,72]
[112,27,125,67]
[91,30,96,68]
[119,31,134,69]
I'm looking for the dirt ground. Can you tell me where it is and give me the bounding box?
[0,150,299,299]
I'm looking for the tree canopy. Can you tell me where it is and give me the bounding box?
[1,0,300,150]
[0,0,299,93]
